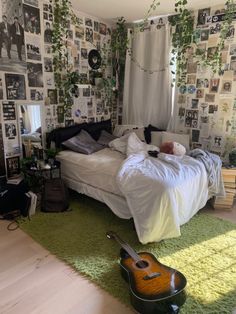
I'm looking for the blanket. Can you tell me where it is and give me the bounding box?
[188,149,225,197]
[117,152,209,244]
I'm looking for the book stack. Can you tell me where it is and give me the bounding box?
[7,174,24,185]
[213,168,236,210]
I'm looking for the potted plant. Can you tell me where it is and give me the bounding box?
[44,148,59,167]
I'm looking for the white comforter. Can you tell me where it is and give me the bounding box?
[116,152,209,244]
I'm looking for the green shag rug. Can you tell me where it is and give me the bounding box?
[20,193,236,314]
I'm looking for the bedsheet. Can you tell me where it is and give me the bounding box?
[57,148,125,196]
[117,152,209,244]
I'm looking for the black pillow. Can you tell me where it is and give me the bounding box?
[97,130,117,146]
[144,124,165,144]
[46,119,112,148]
[83,119,112,141]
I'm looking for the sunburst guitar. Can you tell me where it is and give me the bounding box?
[107,231,187,314]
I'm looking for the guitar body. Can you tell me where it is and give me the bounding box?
[107,232,187,314]
[120,252,186,314]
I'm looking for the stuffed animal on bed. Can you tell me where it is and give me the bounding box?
[160,141,186,156]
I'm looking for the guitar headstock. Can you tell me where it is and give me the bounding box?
[106,231,117,240]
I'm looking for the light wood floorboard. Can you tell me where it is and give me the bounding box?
[0,203,235,314]
[0,220,133,314]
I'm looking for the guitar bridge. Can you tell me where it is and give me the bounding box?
[143,272,161,280]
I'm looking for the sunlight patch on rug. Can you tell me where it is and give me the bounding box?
[20,194,236,314]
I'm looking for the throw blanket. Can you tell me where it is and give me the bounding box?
[117,152,209,244]
[189,149,225,197]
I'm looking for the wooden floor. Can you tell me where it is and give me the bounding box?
[0,203,235,314]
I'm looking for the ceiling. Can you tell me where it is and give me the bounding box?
[71,0,225,23]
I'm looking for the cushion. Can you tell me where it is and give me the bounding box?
[144,124,164,144]
[108,133,130,154]
[161,132,190,151]
[83,119,112,141]
[113,124,143,137]
[123,127,145,142]
[21,132,41,142]
[97,130,117,146]
[46,119,112,148]
[126,132,159,156]
[62,130,104,154]
[150,131,162,147]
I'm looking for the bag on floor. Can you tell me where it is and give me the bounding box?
[41,178,69,212]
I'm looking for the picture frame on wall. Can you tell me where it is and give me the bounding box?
[23,4,41,35]
[5,74,26,100]
[5,123,17,139]
[27,62,44,87]
[2,102,16,120]
[0,0,27,72]
[6,156,20,178]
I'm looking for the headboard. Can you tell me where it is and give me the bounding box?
[46,119,112,149]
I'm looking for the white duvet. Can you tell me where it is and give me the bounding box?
[116,152,209,244]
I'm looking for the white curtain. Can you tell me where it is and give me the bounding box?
[123,22,172,129]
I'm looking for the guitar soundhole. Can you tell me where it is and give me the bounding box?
[136,260,149,269]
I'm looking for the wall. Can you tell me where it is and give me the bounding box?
[174,5,236,161]
[0,0,114,177]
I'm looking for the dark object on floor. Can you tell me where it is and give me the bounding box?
[0,175,7,193]
[41,178,69,212]
[0,180,30,217]
[148,150,159,158]
[107,231,187,314]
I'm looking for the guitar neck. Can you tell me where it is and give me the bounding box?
[108,232,141,263]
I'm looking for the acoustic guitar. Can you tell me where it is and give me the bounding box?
[107,231,187,314]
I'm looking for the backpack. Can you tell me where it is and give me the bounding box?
[41,178,69,212]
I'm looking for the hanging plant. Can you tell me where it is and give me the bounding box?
[52,0,81,117]
[138,0,160,31]
[197,0,236,75]
[169,0,194,87]
[110,17,129,92]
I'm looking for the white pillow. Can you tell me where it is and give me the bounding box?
[113,124,143,137]
[123,127,145,142]
[161,132,190,150]
[108,133,130,154]
[150,131,162,147]
[126,132,159,156]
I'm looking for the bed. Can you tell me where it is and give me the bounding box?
[48,119,223,244]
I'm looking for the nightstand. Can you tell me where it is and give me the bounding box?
[23,160,61,192]
[212,168,236,210]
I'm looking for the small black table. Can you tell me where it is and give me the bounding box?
[24,160,61,192]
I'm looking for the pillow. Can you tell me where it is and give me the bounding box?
[161,132,190,151]
[83,119,112,141]
[97,130,117,146]
[21,132,41,142]
[123,127,145,142]
[108,133,130,154]
[62,130,104,154]
[113,124,143,137]
[126,132,159,156]
[150,131,162,147]
[144,124,164,144]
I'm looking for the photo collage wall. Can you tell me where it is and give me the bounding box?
[175,5,236,160]
[0,0,114,176]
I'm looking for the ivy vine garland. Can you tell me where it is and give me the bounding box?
[169,0,194,87]
[52,0,81,117]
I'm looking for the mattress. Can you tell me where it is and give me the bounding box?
[57,148,125,196]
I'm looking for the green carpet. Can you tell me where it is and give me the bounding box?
[20,193,236,313]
